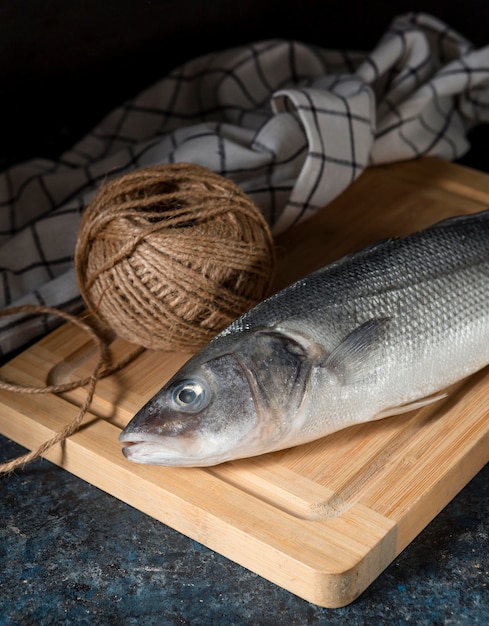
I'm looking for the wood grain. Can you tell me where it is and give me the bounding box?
[1,157,488,607]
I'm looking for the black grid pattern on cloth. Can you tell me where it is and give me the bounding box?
[2,11,489,357]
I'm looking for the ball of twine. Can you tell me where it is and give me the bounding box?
[75,162,276,352]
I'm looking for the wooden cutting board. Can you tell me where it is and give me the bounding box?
[1,157,488,608]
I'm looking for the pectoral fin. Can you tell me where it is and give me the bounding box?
[322,318,391,385]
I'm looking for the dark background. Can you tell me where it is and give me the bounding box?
[2,0,489,170]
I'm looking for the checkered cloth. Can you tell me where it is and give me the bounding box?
[2,11,489,357]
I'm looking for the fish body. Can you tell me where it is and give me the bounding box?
[120,210,489,466]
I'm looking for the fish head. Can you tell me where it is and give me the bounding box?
[119,327,318,466]
[119,346,259,466]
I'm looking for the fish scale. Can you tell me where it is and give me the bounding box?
[120,209,489,466]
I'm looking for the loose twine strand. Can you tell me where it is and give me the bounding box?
[0,305,144,475]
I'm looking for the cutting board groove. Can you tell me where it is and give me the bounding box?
[1,158,488,608]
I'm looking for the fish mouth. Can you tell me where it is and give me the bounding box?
[121,440,187,464]
[119,431,223,467]
[120,429,191,461]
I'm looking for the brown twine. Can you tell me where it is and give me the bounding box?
[75,162,276,352]
[0,164,275,474]
[0,305,144,475]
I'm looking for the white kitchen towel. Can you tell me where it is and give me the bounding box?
[1,12,489,356]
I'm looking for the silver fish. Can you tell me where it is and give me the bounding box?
[119,210,489,466]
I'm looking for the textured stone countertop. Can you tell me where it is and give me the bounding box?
[1,435,487,625]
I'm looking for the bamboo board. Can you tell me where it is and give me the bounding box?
[1,157,489,608]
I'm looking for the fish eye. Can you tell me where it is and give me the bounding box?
[170,379,210,413]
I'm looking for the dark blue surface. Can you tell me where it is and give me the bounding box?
[1,436,487,625]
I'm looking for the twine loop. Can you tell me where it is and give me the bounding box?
[0,306,143,475]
